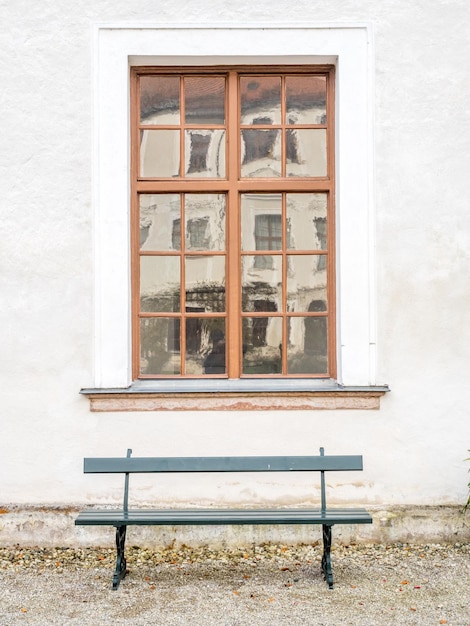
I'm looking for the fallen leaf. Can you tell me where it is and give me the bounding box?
[149,585,156,590]
[21,608,27,613]
[410,607,416,612]
[243,575,251,579]
[280,567,290,571]
[233,590,240,595]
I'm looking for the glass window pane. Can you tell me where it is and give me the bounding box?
[186,318,226,375]
[287,317,328,375]
[241,129,281,177]
[241,193,282,251]
[140,194,181,251]
[285,129,326,177]
[140,256,180,312]
[287,255,327,312]
[184,130,226,178]
[184,76,225,124]
[185,194,225,251]
[242,317,282,374]
[240,76,281,125]
[140,76,180,125]
[286,193,327,250]
[286,75,327,125]
[242,255,282,312]
[140,130,180,177]
[185,255,225,312]
[140,318,181,375]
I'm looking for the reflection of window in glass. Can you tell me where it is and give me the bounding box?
[304,299,327,355]
[254,214,282,269]
[252,300,277,346]
[171,218,181,250]
[286,128,301,164]
[187,217,210,250]
[242,124,278,165]
[187,133,210,173]
[185,308,204,354]
[133,68,334,379]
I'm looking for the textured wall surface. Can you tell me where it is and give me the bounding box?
[1,1,470,531]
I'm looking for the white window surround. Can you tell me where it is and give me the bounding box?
[90,23,386,400]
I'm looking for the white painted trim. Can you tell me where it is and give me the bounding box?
[92,24,377,388]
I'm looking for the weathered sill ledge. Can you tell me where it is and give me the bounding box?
[80,380,389,411]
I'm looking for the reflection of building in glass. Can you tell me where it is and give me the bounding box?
[139,189,328,375]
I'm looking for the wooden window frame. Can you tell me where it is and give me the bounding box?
[131,65,336,381]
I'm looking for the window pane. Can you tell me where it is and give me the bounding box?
[140,256,180,312]
[240,76,281,125]
[242,255,282,312]
[140,76,180,125]
[185,194,225,251]
[286,193,327,250]
[185,255,225,312]
[241,193,282,251]
[140,318,181,375]
[241,129,281,177]
[242,317,282,374]
[184,76,225,124]
[140,194,181,251]
[286,75,327,125]
[140,130,180,177]
[184,130,226,178]
[285,129,326,177]
[287,316,328,375]
[287,255,327,312]
[186,318,226,375]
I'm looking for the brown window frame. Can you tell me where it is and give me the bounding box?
[131,66,336,381]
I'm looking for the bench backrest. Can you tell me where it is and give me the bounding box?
[83,448,364,512]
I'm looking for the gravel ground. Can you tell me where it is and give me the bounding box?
[0,543,468,625]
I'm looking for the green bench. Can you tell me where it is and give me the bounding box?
[75,448,372,589]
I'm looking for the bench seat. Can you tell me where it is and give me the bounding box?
[76,507,372,526]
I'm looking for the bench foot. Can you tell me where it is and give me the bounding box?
[321,524,334,589]
[112,525,128,590]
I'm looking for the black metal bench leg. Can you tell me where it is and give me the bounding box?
[112,525,128,590]
[321,524,334,589]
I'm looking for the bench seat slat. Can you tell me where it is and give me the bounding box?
[75,508,373,526]
[84,455,363,474]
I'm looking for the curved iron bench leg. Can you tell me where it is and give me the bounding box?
[112,525,128,590]
[321,524,334,589]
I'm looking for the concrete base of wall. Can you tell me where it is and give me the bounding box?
[1,506,469,547]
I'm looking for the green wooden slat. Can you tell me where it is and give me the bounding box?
[84,455,363,474]
[75,508,373,526]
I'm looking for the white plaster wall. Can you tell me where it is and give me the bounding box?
[1,1,470,516]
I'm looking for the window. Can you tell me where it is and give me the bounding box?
[132,67,335,379]
[86,24,386,410]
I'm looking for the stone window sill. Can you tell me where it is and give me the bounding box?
[80,380,389,411]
